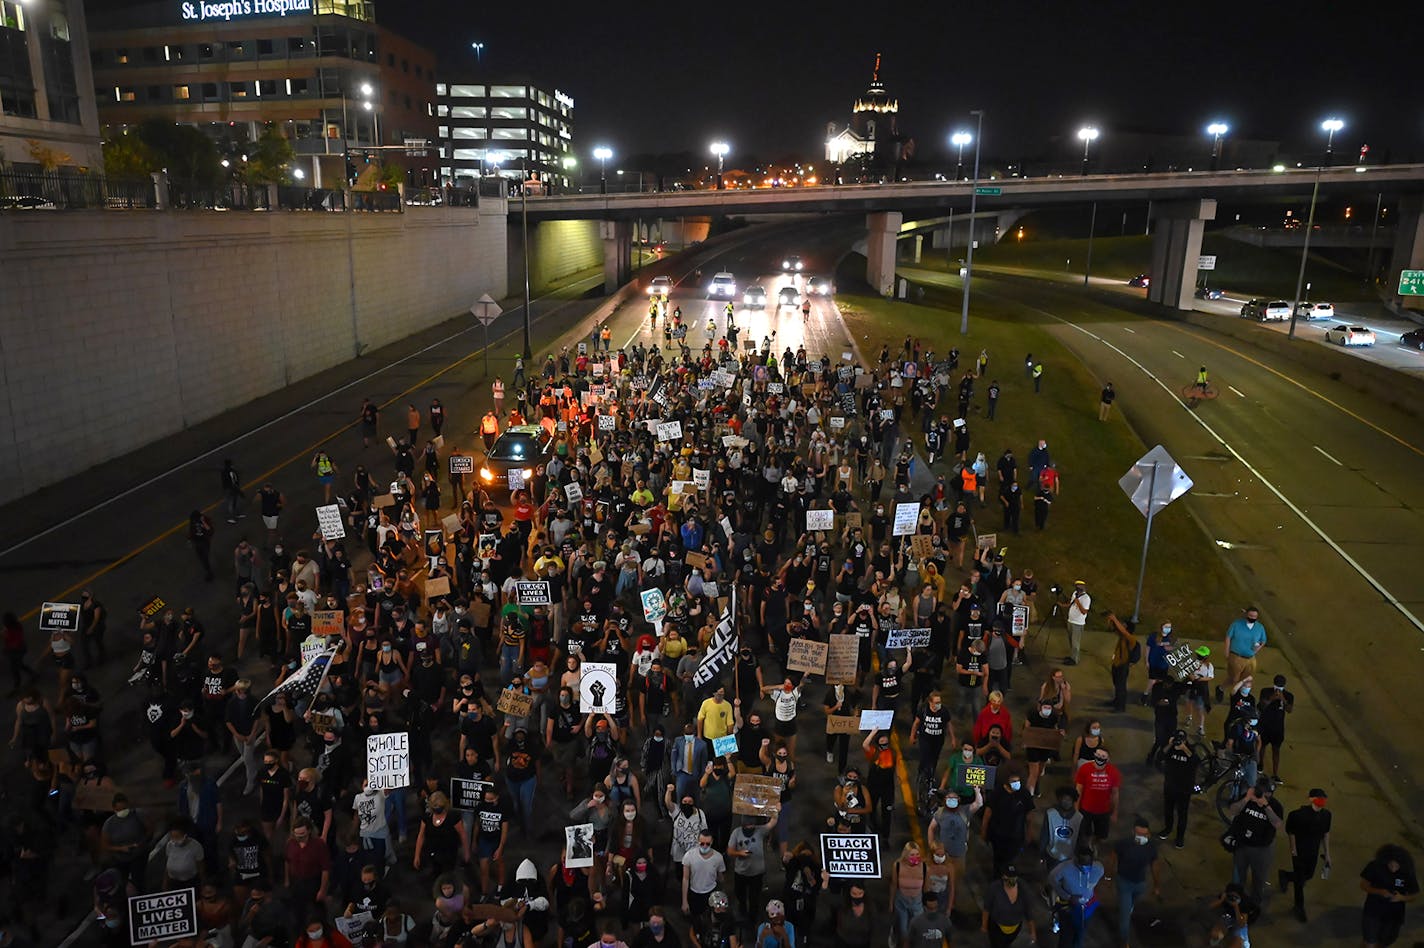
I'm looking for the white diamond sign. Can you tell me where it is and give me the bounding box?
[1118,445,1193,519]
[470,293,502,327]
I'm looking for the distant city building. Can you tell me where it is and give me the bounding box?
[87,0,438,184]
[436,77,574,189]
[824,54,908,177]
[0,0,103,170]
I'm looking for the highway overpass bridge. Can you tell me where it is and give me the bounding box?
[522,164,1424,310]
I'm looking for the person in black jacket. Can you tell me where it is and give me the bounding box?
[1157,730,1195,849]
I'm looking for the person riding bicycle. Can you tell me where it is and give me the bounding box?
[1195,366,1210,394]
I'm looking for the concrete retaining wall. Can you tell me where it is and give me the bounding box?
[509,218,602,294]
[0,206,508,505]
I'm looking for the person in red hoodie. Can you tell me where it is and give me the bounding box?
[972,689,1014,745]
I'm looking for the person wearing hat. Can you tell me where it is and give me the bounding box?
[1158,729,1196,849]
[1048,846,1104,948]
[1281,790,1332,922]
[754,899,795,948]
[1063,581,1091,666]
[1184,646,1215,736]
[981,864,1035,946]
[1257,674,1295,784]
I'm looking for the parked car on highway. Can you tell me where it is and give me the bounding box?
[1400,328,1424,352]
[1128,273,1150,287]
[1195,286,1224,300]
[804,274,834,296]
[743,284,767,307]
[647,275,674,298]
[707,272,737,298]
[1240,299,1266,319]
[480,425,552,497]
[1261,300,1292,322]
[782,255,804,272]
[1296,301,1334,320]
[1324,324,1376,347]
[777,285,802,307]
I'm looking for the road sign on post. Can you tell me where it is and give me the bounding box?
[470,293,502,379]
[974,186,1002,196]
[1118,445,1194,623]
[1197,255,1217,270]
[1398,269,1424,296]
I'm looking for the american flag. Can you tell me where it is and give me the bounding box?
[693,590,737,688]
[259,646,336,708]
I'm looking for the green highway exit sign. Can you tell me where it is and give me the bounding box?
[1400,269,1424,296]
[974,186,1002,195]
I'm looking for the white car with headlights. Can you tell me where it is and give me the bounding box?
[743,285,767,307]
[1296,301,1334,321]
[777,286,801,307]
[647,276,673,298]
[707,272,737,298]
[782,255,804,272]
[1261,300,1292,322]
[803,274,833,296]
[1324,324,1375,347]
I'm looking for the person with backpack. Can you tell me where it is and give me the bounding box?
[1106,612,1140,712]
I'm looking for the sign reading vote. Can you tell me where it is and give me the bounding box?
[129,887,197,944]
[821,833,882,878]
[366,732,410,791]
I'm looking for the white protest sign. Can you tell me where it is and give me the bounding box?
[580,662,619,714]
[316,504,345,540]
[516,581,552,606]
[599,414,617,431]
[885,627,932,649]
[564,482,584,504]
[806,509,835,531]
[892,503,920,536]
[641,588,667,624]
[767,382,784,394]
[507,468,526,492]
[657,420,684,442]
[693,468,711,491]
[859,709,895,731]
[300,635,327,666]
[365,732,410,791]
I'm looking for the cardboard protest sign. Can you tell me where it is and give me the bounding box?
[451,777,494,811]
[685,551,710,571]
[1165,643,1204,682]
[731,773,782,816]
[371,493,396,509]
[470,600,492,627]
[806,509,835,532]
[1021,726,1064,753]
[821,834,881,879]
[309,711,338,735]
[786,638,830,675]
[909,534,935,559]
[579,662,618,714]
[976,532,998,551]
[441,513,462,536]
[565,823,595,868]
[73,777,117,812]
[825,715,860,735]
[450,455,475,475]
[129,888,198,944]
[825,635,859,684]
[516,581,552,606]
[316,504,346,540]
[885,628,932,649]
[496,688,535,718]
[962,763,997,791]
[656,420,683,442]
[858,709,894,731]
[425,575,452,599]
[845,512,862,529]
[366,732,410,791]
[564,482,584,504]
[712,734,739,757]
[39,601,81,635]
[312,610,344,637]
[892,503,920,536]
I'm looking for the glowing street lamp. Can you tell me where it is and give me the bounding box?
[1206,122,1229,170]
[951,131,972,180]
[1077,126,1100,175]
[593,146,612,194]
[710,141,730,190]
[470,42,484,63]
[1289,117,1346,340]
[1321,117,1344,164]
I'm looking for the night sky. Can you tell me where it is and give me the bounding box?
[91,0,1415,166]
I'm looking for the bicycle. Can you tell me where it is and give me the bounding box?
[1180,382,1219,408]
[1191,742,1275,823]
[916,772,944,822]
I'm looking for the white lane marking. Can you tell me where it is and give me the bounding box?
[1025,299,1424,636]
[1122,327,1136,334]
[1229,385,1246,398]
[1314,445,1344,466]
[1171,350,1185,359]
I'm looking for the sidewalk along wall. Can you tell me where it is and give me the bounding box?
[507,218,602,295]
[0,207,509,506]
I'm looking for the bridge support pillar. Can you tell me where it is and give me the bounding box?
[1388,196,1424,308]
[600,220,633,295]
[866,211,903,296]
[1147,199,1216,310]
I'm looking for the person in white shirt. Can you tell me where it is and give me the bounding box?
[1064,580,1091,666]
[763,678,803,758]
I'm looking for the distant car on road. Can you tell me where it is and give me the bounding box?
[777,285,801,307]
[708,272,737,298]
[782,255,804,272]
[1195,286,1224,300]
[480,425,552,497]
[1261,300,1292,322]
[1324,324,1376,347]
[1400,328,1424,352]
[804,274,834,296]
[1128,273,1150,287]
[647,276,674,298]
[743,285,767,307]
[1296,301,1334,321]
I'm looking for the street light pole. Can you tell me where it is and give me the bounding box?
[593,147,611,195]
[959,109,984,336]
[1289,118,1343,340]
[1078,125,1099,175]
[951,131,971,181]
[521,156,532,359]
[1083,201,1098,287]
[710,142,729,190]
[1207,122,1228,171]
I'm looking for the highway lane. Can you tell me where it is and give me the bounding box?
[903,263,1424,814]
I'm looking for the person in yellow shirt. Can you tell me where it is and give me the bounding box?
[697,685,734,744]
[659,627,688,662]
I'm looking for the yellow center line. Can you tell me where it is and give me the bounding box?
[869,652,925,854]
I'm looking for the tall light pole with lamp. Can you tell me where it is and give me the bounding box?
[593,146,612,194]
[1077,125,1099,175]
[951,131,972,181]
[959,109,984,335]
[1206,122,1228,171]
[710,141,729,190]
[360,82,379,146]
[470,42,484,63]
[1077,127,1101,286]
[1288,118,1344,340]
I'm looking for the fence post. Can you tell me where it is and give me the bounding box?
[151,171,170,210]
[397,182,406,211]
[266,182,279,209]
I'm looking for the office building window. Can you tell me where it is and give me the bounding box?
[228,41,244,56]
[491,128,526,140]
[142,46,159,62]
[115,87,136,102]
[199,43,214,59]
[435,82,446,95]
[401,58,408,72]
[115,48,130,64]
[201,82,218,99]
[146,85,160,100]
[451,127,486,139]
[0,1,26,30]
[403,94,411,109]
[175,85,190,100]
[438,125,448,137]
[449,84,484,98]
[451,105,485,119]
[230,82,248,98]
[489,106,526,120]
[288,37,306,53]
[386,52,395,66]
[258,39,274,55]
[489,85,523,98]
[257,80,277,96]
[1,89,36,117]
[452,148,486,162]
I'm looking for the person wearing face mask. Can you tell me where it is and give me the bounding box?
[889,841,928,943]
[1107,817,1161,946]
[293,914,352,948]
[1141,622,1175,705]
[630,907,679,947]
[1225,714,1264,792]
[1280,789,1332,922]
[981,771,1035,878]
[100,792,150,890]
[1023,700,1066,798]
[727,812,778,920]
[680,829,726,919]
[1035,788,1084,873]
[1157,730,1195,850]
[981,865,1036,947]
[1048,847,1105,948]
[1074,749,1122,844]
[832,882,879,948]
[1222,780,1284,908]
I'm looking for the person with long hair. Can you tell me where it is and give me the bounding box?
[1361,843,1419,948]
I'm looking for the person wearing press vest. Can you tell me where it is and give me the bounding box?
[1223,778,1284,908]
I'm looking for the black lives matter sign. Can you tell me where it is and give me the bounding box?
[129,887,197,944]
[821,833,882,878]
